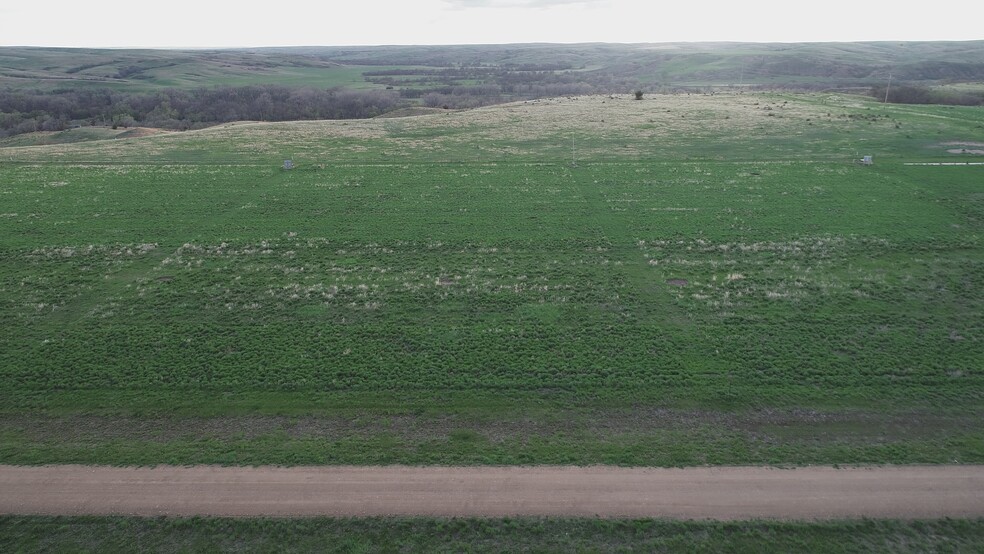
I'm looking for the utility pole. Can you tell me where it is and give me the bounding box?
[884,73,892,103]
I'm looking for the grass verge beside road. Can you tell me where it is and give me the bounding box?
[2,516,983,553]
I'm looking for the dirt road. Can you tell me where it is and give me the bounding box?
[2,465,982,519]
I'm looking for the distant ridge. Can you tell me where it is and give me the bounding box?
[2,41,981,139]
[2,41,983,91]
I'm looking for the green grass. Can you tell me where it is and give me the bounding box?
[0,127,132,147]
[0,92,981,466]
[2,516,983,553]
[145,65,394,90]
[0,48,401,91]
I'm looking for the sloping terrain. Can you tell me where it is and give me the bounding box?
[2,42,983,91]
[1,92,981,468]
[2,86,982,552]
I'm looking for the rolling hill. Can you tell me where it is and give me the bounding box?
[2,41,983,92]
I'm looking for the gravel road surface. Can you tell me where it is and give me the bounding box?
[2,465,982,519]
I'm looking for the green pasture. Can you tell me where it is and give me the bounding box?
[143,65,393,90]
[3,516,983,553]
[0,92,981,466]
[0,127,132,147]
[0,48,399,91]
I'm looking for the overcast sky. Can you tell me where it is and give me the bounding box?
[1,0,981,48]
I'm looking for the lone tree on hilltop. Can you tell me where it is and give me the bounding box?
[634,90,644,100]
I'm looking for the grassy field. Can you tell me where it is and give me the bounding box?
[3,516,983,553]
[0,48,391,91]
[0,127,166,147]
[1,92,982,466]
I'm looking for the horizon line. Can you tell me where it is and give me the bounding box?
[3,38,983,50]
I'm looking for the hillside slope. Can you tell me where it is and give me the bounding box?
[2,41,983,92]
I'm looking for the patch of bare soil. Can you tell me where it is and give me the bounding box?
[374,107,447,118]
[943,141,984,147]
[941,141,984,154]
[115,127,168,139]
[1,465,982,519]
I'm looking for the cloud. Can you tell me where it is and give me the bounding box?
[445,0,602,8]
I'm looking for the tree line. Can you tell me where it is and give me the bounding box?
[0,86,402,137]
[8,79,977,139]
[870,85,984,106]
[0,80,638,136]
